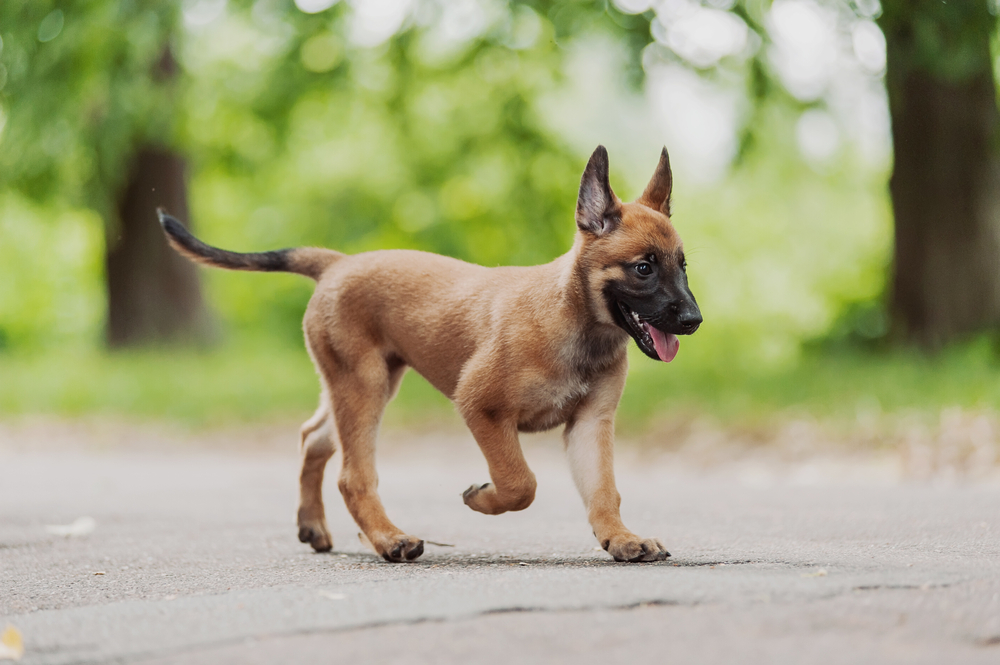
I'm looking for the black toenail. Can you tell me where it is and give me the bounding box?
[406,540,424,560]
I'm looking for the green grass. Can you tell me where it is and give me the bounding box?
[2,337,1000,432]
[0,339,453,428]
[620,338,1000,430]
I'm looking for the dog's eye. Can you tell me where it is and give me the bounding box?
[634,262,653,277]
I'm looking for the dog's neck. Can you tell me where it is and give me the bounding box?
[552,234,630,375]
[558,234,615,325]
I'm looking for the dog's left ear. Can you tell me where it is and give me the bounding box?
[576,145,620,236]
[638,147,672,216]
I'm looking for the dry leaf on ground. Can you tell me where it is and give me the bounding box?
[0,625,24,661]
[45,516,96,537]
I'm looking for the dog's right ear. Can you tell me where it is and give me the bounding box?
[576,145,620,236]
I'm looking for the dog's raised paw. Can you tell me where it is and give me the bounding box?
[462,482,501,514]
[298,525,333,553]
[462,483,492,503]
[606,536,669,563]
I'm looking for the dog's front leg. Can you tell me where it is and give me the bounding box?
[564,372,669,563]
[461,412,537,515]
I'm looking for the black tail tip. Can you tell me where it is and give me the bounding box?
[156,208,187,238]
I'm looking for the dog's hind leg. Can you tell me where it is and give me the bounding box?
[297,395,337,552]
[320,349,423,562]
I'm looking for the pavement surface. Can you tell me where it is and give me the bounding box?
[1,424,999,664]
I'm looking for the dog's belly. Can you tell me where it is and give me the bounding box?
[516,404,577,433]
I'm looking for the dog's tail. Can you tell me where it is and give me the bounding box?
[158,209,341,281]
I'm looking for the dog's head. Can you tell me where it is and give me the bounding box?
[574,145,702,362]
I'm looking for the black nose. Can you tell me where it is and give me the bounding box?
[678,309,702,333]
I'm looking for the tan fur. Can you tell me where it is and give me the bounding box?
[164,147,689,563]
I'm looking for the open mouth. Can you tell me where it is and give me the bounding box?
[616,302,679,363]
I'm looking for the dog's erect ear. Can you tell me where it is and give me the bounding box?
[638,147,672,216]
[576,145,620,236]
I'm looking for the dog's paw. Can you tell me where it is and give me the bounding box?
[297,522,333,552]
[462,482,495,513]
[601,535,669,563]
[373,535,425,563]
[298,524,333,552]
[462,481,535,514]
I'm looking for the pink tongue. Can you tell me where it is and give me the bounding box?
[649,326,679,362]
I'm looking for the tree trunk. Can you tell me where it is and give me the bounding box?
[105,147,212,347]
[881,6,1000,349]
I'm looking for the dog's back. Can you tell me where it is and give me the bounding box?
[308,248,576,400]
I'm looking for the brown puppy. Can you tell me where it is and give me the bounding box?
[159,145,701,563]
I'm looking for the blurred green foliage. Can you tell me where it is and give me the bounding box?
[0,195,104,350]
[3,0,994,427]
[0,1,180,215]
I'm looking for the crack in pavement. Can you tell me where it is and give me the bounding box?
[852,580,961,592]
[118,597,696,665]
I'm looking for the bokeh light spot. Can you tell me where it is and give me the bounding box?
[852,20,886,74]
[301,33,343,72]
[654,6,748,68]
[612,0,653,14]
[37,10,65,43]
[295,0,341,13]
[393,191,438,233]
[767,0,838,101]
[348,0,414,48]
[183,0,227,27]
[797,108,840,164]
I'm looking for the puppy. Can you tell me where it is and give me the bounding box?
[159,145,701,562]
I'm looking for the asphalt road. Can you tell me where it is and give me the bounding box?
[1,426,999,664]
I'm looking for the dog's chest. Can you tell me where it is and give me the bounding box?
[516,374,590,433]
[513,330,625,433]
